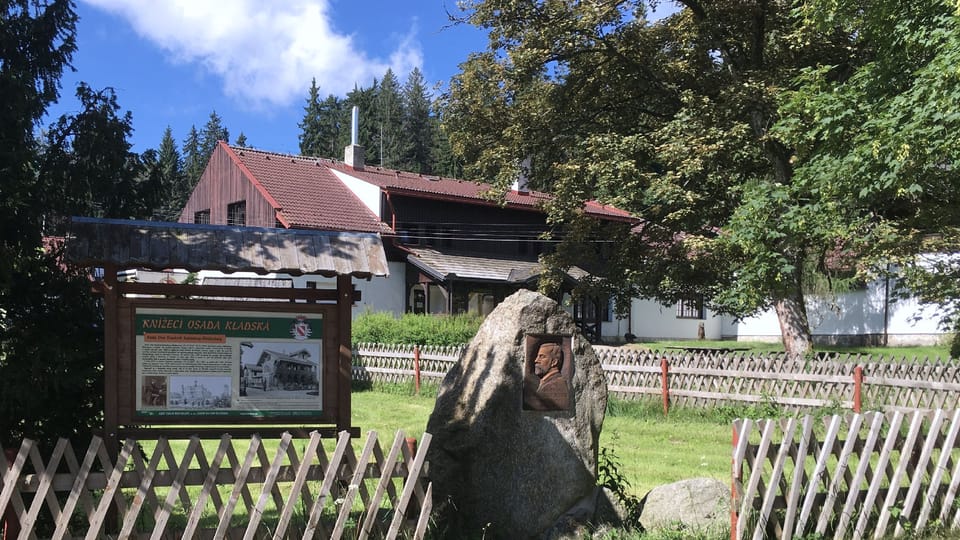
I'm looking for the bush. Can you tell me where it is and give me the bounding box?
[352,311,482,346]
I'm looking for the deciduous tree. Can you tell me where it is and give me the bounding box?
[777,0,960,348]
[444,0,858,357]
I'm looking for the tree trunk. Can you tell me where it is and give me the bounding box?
[774,292,813,358]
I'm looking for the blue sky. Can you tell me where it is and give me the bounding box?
[49,0,490,154]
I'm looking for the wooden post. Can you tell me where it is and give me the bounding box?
[337,275,353,432]
[405,436,417,457]
[730,425,739,540]
[97,264,122,534]
[661,357,670,416]
[100,264,120,456]
[413,345,421,395]
[853,365,863,413]
[2,448,20,539]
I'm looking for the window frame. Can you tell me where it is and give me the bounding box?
[676,295,706,320]
[226,201,246,226]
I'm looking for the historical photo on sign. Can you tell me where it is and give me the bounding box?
[141,375,168,407]
[239,342,321,398]
[168,376,232,409]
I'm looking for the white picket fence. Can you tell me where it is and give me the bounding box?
[353,344,960,413]
[1,430,431,539]
[733,410,960,539]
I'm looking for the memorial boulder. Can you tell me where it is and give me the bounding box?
[425,290,608,538]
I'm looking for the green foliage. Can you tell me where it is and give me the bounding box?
[351,311,482,346]
[154,125,187,220]
[181,125,203,187]
[442,0,881,357]
[43,83,158,220]
[399,67,434,173]
[374,69,405,168]
[199,110,229,164]
[597,442,643,523]
[298,78,336,158]
[776,0,960,335]
[0,247,104,448]
[0,0,159,448]
[296,68,455,174]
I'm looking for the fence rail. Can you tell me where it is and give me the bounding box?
[733,410,960,539]
[0,430,431,539]
[353,344,960,413]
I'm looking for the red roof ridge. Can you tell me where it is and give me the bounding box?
[227,144,638,223]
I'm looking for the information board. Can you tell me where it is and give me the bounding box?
[134,307,324,418]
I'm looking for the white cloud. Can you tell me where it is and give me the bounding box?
[82,0,423,108]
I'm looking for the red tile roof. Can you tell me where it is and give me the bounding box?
[226,144,637,230]
[323,160,636,222]
[225,144,390,234]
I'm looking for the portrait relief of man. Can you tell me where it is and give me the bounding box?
[523,339,571,411]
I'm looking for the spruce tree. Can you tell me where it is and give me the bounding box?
[0,0,149,447]
[401,68,434,173]
[341,82,379,153]
[182,125,203,187]
[199,110,229,163]
[375,69,405,168]
[319,94,343,158]
[155,126,186,220]
[299,78,325,157]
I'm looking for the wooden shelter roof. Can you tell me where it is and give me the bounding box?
[64,217,389,278]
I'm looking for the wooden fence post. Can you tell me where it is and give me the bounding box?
[3,448,19,540]
[413,345,421,395]
[731,425,739,540]
[661,357,670,416]
[853,365,863,413]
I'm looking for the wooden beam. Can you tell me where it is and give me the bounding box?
[114,282,360,302]
[337,275,353,432]
[101,264,120,455]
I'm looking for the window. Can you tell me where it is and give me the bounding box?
[575,296,612,323]
[677,295,705,319]
[227,201,246,226]
[193,209,210,224]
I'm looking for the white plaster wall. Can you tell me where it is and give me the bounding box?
[329,169,382,218]
[626,298,725,341]
[723,277,946,344]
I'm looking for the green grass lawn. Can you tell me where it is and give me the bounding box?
[353,385,731,498]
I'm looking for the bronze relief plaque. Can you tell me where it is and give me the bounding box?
[522,334,573,411]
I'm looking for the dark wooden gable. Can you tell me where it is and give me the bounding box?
[179,144,281,228]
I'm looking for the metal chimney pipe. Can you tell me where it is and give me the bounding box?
[351,106,359,146]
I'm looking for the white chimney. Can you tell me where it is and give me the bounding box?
[512,156,531,193]
[350,106,359,146]
[344,105,365,170]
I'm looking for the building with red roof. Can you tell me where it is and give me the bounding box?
[180,141,640,341]
[179,140,950,346]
